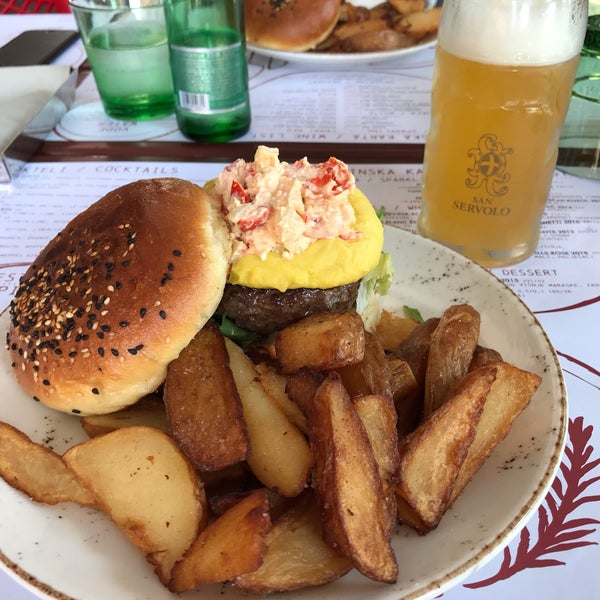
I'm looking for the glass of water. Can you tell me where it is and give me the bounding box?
[70,0,175,120]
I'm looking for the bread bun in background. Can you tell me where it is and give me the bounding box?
[7,178,231,416]
[245,0,343,51]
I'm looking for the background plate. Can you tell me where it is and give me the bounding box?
[0,226,566,600]
[247,0,439,66]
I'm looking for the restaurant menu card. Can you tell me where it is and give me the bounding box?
[0,160,597,316]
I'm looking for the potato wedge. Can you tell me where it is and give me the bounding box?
[353,394,400,536]
[393,316,439,395]
[337,331,392,398]
[0,421,95,507]
[387,356,420,438]
[164,323,250,471]
[469,345,504,370]
[396,6,442,39]
[395,366,497,534]
[255,361,309,434]
[63,426,207,585]
[374,309,419,351]
[308,373,398,583]
[275,311,365,375]
[80,394,169,438]
[234,490,352,593]
[449,362,541,504]
[285,367,326,418]
[225,338,313,497]
[169,488,271,592]
[423,304,481,418]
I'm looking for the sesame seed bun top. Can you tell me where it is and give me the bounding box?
[7,178,231,416]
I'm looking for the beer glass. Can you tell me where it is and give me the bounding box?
[417,0,587,268]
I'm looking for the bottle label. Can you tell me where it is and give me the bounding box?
[169,42,247,114]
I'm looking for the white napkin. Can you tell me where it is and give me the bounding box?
[0,64,72,152]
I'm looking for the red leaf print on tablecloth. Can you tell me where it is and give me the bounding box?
[465,416,600,588]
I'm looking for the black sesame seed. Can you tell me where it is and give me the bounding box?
[173,249,182,256]
[91,388,99,395]
[111,349,119,357]
[140,308,147,318]
[98,348,105,357]
[159,310,167,320]
[119,321,129,328]
[42,379,50,386]
[71,408,81,414]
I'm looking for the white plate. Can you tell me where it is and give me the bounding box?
[0,226,566,600]
[247,0,439,66]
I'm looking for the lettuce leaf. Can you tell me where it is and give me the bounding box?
[356,251,395,331]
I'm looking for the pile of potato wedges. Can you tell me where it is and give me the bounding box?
[0,302,541,593]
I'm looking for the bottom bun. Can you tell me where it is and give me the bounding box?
[218,281,361,335]
[8,178,231,415]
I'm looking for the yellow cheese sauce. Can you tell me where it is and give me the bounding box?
[228,188,384,291]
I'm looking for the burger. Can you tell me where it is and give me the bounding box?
[244,0,343,52]
[6,146,391,416]
[211,145,389,335]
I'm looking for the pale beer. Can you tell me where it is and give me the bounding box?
[417,0,587,268]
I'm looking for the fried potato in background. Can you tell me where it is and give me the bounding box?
[164,322,249,471]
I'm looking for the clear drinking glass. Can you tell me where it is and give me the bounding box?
[70,0,175,121]
[417,0,587,268]
[557,14,600,180]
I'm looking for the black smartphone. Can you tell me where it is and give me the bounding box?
[0,29,79,67]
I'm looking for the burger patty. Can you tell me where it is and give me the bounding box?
[218,281,361,335]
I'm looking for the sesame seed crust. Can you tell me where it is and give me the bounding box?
[7,178,232,415]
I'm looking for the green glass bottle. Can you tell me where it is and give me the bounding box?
[164,0,251,142]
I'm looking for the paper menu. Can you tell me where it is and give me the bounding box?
[0,160,598,315]
[47,49,436,144]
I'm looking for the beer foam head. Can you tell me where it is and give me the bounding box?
[439,0,587,65]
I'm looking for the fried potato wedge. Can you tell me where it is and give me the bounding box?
[395,366,497,534]
[225,338,313,497]
[393,316,439,393]
[337,331,392,398]
[80,394,169,438]
[340,28,413,52]
[374,309,419,351]
[423,304,481,418]
[164,322,249,471]
[275,311,365,375]
[469,345,504,370]
[396,6,442,39]
[449,362,541,505]
[63,426,207,585]
[234,490,352,593]
[353,394,400,535]
[387,356,420,438]
[388,0,426,14]
[255,361,309,434]
[0,421,95,507]
[308,373,398,583]
[169,488,271,592]
[285,367,326,418]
